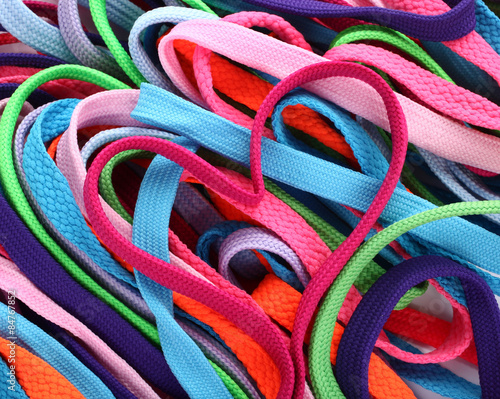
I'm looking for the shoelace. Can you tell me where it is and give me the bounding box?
[0,302,115,398]
[0,354,28,399]
[0,336,85,399]
[2,3,500,398]
[77,53,406,399]
[237,0,477,41]
[336,255,500,399]
[309,198,500,398]
[0,255,160,398]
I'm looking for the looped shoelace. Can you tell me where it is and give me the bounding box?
[0,1,499,398]
[309,198,500,398]
[336,255,500,399]
[0,54,402,399]
[74,53,406,399]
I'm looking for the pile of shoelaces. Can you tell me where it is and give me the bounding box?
[2,0,500,398]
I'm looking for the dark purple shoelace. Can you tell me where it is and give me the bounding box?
[141,0,165,8]
[240,0,476,41]
[0,54,62,106]
[0,83,56,107]
[0,192,187,398]
[0,53,64,68]
[336,255,500,399]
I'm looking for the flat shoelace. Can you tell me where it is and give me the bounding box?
[237,0,476,41]
[2,4,500,398]
[0,302,115,399]
[0,256,160,398]
[336,255,500,399]
[0,336,85,399]
[160,19,500,174]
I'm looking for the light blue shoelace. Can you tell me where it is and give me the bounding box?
[0,0,142,64]
[22,99,137,287]
[14,108,154,322]
[475,0,500,56]
[272,90,406,189]
[133,135,233,398]
[132,84,500,283]
[0,302,115,399]
[0,356,28,399]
